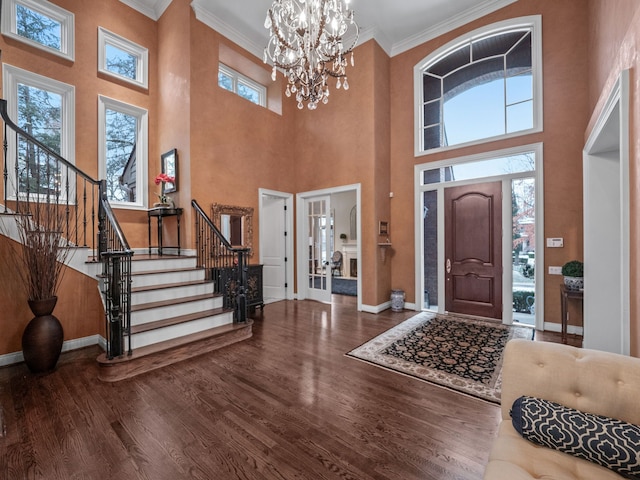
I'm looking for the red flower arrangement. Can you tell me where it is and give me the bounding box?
[154,173,175,185]
[154,173,175,205]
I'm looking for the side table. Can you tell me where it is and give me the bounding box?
[148,207,183,255]
[560,284,583,344]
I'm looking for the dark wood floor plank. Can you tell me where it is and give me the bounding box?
[0,297,575,480]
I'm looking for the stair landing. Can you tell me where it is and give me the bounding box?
[97,320,252,382]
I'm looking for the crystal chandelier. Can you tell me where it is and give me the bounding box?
[264,0,359,110]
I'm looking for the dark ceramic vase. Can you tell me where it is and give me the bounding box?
[22,297,64,373]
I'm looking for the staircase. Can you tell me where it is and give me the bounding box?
[96,254,252,382]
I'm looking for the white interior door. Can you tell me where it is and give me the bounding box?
[306,195,332,303]
[260,193,287,303]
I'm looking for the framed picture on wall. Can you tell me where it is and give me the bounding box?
[161,149,178,194]
[379,221,388,235]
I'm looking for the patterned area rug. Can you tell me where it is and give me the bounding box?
[347,312,533,403]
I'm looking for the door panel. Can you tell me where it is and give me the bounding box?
[306,196,331,303]
[445,181,502,318]
[261,195,286,302]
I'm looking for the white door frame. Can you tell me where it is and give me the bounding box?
[414,143,545,329]
[296,184,362,310]
[583,70,630,355]
[259,189,295,301]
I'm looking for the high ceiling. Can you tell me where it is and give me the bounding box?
[120,0,517,58]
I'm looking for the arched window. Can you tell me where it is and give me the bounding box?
[414,16,542,155]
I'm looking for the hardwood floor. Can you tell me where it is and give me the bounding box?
[0,298,576,480]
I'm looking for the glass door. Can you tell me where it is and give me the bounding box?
[307,195,332,303]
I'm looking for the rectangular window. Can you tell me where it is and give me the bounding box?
[98,27,148,89]
[3,64,75,199]
[17,84,62,194]
[98,96,148,207]
[1,0,74,61]
[218,64,266,107]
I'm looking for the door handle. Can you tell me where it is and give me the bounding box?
[446,258,451,274]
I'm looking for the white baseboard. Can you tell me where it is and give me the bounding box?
[361,302,388,313]
[543,322,583,336]
[361,301,417,314]
[0,334,103,367]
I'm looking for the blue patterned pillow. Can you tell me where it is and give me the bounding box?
[511,396,640,479]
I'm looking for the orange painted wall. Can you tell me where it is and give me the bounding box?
[389,0,590,324]
[156,0,191,249]
[187,18,295,264]
[586,0,640,355]
[290,40,392,306]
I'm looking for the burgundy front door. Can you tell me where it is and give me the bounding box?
[444,181,502,319]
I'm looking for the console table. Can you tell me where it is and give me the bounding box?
[560,284,583,344]
[147,207,183,255]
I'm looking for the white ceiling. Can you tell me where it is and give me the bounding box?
[120,0,518,58]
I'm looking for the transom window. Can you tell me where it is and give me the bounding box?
[415,16,542,155]
[1,0,74,61]
[218,64,266,107]
[98,27,148,89]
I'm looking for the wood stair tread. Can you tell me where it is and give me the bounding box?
[131,279,214,293]
[131,254,196,261]
[132,293,217,312]
[130,307,230,334]
[131,266,203,276]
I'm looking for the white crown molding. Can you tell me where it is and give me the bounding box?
[357,25,392,57]
[391,0,518,56]
[119,0,172,21]
[187,0,518,60]
[191,0,264,60]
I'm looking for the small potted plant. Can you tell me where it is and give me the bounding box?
[561,260,583,291]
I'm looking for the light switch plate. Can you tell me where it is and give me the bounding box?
[549,266,562,275]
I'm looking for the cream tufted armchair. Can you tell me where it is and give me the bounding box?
[484,339,640,479]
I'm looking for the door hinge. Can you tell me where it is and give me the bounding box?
[284,205,287,211]
[284,231,287,236]
[285,282,288,288]
[284,257,288,262]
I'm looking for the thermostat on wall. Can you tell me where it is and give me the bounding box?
[546,237,564,248]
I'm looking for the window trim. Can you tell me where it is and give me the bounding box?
[414,15,543,157]
[218,63,267,108]
[1,0,75,61]
[3,64,76,200]
[98,27,149,89]
[98,95,148,209]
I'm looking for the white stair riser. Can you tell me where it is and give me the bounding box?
[129,312,234,349]
[133,269,205,288]
[132,297,222,325]
[131,282,213,304]
[132,257,198,273]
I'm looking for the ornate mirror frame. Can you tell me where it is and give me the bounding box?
[211,203,254,257]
